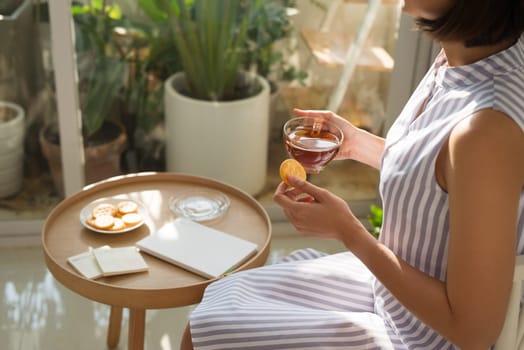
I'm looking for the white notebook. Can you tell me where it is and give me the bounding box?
[136,218,258,279]
[93,246,149,277]
[68,249,105,279]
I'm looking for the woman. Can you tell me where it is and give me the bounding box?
[181,0,524,348]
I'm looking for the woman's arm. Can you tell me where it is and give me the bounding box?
[275,109,524,349]
[355,109,524,349]
[292,109,386,169]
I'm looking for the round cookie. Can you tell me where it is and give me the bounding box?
[279,159,307,186]
[122,213,143,227]
[91,214,115,230]
[92,203,117,218]
[117,200,138,215]
[110,218,126,231]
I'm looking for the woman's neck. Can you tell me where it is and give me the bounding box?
[440,39,517,66]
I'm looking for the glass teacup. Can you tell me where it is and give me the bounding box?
[283,117,343,174]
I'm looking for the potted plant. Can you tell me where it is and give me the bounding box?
[0,0,40,109]
[39,0,177,195]
[0,101,25,198]
[0,0,39,198]
[149,0,271,195]
[39,1,127,196]
[242,0,308,143]
[243,0,307,93]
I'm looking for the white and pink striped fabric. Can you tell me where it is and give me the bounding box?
[189,35,524,349]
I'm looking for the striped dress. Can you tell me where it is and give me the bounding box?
[189,35,524,350]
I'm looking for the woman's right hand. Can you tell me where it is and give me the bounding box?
[292,108,385,169]
[292,108,359,160]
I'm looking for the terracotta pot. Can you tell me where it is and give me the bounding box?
[39,121,127,197]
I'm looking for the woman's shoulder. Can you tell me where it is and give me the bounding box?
[490,38,524,129]
[492,68,524,131]
[440,108,524,193]
[452,108,522,136]
[449,109,524,160]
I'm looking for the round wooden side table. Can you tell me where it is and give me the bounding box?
[42,172,272,350]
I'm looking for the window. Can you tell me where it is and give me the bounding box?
[0,0,434,239]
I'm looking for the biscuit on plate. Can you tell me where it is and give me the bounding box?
[117,200,138,215]
[91,215,115,230]
[109,218,126,231]
[92,203,117,218]
[121,213,143,227]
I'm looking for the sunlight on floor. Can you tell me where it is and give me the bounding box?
[0,234,346,350]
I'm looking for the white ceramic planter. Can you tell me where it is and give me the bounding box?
[0,101,25,198]
[164,72,270,196]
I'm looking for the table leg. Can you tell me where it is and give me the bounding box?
[128,308,146,350]
[107,306,123,348]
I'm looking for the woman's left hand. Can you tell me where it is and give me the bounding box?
[273,176,366,245]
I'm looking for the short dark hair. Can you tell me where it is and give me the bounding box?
[415,0,524,47]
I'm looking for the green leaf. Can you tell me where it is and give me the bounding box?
[138,0,168,22]
[159,0,260,101]
[367,204,383,239]
[83,58,126,136]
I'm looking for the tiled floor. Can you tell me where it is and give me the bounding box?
[0,233,346,350]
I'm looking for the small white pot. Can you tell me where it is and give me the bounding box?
[164,72,270,196]
[0,101,25,198]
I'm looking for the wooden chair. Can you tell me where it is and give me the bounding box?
[495,255,524,349]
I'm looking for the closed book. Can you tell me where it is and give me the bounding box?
[68,246,148,279]
[136,218,258,279]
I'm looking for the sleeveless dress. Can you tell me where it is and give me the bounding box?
[189,36,524,350]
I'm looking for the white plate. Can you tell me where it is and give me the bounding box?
[168,189,230,222]
[79,198,147,234]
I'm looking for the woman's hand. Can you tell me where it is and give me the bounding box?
[292,108,385,169]
[292,108,358,160]
[273,175,368,245]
